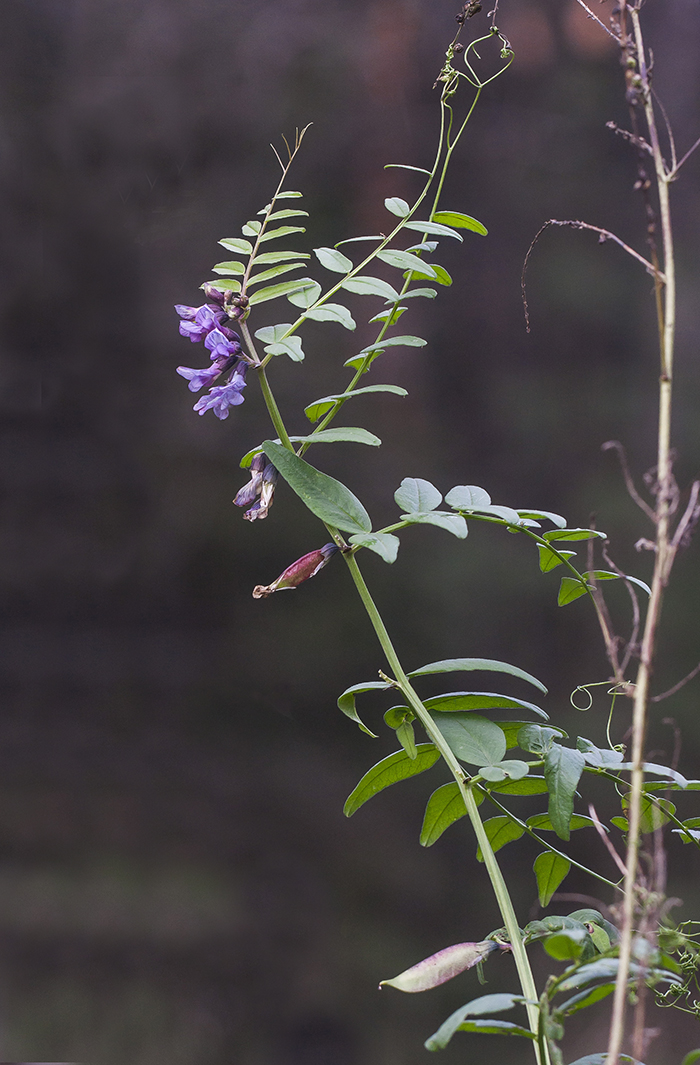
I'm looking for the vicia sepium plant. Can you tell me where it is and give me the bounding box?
[173,6,700,1065]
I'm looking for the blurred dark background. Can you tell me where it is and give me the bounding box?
[2,0,700,1061]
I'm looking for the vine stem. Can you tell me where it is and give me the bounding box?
[342,551,547,1065]
[606,7,676,1063]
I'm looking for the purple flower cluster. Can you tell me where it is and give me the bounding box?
[175,293,248,420]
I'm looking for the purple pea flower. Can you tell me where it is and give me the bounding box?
[193,363,248,420]
[176,303,226,342]
[177,351,239,393]
[252,543,339,599]
[204,327,242,361]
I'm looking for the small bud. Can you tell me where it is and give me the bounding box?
[253,543,339,599]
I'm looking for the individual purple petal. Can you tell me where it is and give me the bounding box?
[174,304,200,320]
[379,940,498,993]
[252,543,339,598]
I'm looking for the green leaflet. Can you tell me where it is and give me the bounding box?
[395,477,442,512]
[242,220,262,235]
[211,260,246,275]
[253,250,311,264]
[534,847,575,898]
[377,248,438,278]
[543,528,607,542]
[357,335,426,353]
[538,545,577,572]
[526,813,597,833]
[403,219,463,240]
[341,275,401,301]
[420,782,471,846]
[259,225,307,242]
[262,440,371,534]
[304,385,408,424]
[218,237,253,254]
[408,658,548,694]
[405,263,452,286]
[288,279,322,308]
[260,208,308,220]
[399,511,468,538]
[240,429,381,468]
[558,576,589,606]
[204,278,242,294]
[432,210,488,235]
[544,743,586,841]
[488,773,549,795]
[303,303,356,329]
[422,692,547,719]
[445,484,491,508]
[336,680,392,735]
[343,745,441,816]
[431,712,507,767]
[424,995,528,1051]
[518,724,561,754]
[554,983,615,1018]
[314,246,354,273]
[247,262,307,286]
[348,532,400,564]
[476,816,525,861]
[384,196,410,217]
[542,928,589,961]
[518,509,567,528]
[622,793,676,833]
[248,278,317,306]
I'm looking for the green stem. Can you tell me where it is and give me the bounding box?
[257,364,294,451]
[343,551,546,1065]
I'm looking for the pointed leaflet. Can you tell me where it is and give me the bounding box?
[544,743,586,841]
[534,851,571,907]
[377,249,438,278]
[212,260,246,275]
[240,429,380,468]
[260,208,309,220]
[425,995,532,1052]
[403,220,463,240]
[343,745,441,816]
[262,440,371,535]
[408,658,547,694]
[248,278,318,306]
[341,276,401,301]
[314,247,354,273]
[254,250,311,264]
[538,545,577,572]
[488,774,549,796]
[394,477,442,513]
[247,263,307,286]
[336,680,392,735]
[380,941,497,992]
[423,692,547,718]
[476,816,525,861]
[432,210,488,235]
[543,528,606,542]
[219,237,253,254]
[348,532,400,563]
[518,509,567,528]
[406,263,453,286]
[259,225,307,242]
[430,712,506,767]
[420,782,469,846]
[304,385,408,424]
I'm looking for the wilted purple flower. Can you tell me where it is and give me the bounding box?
[252,543,339,599]
[204,327,242,361]
[176,303,226,342]
[243,463,278,521]
[193,363,248,420]
[234,453,267,508]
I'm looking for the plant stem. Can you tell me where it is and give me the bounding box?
[607,9,676,1063]
[256,364,294,451]
[343,551,547,1065]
